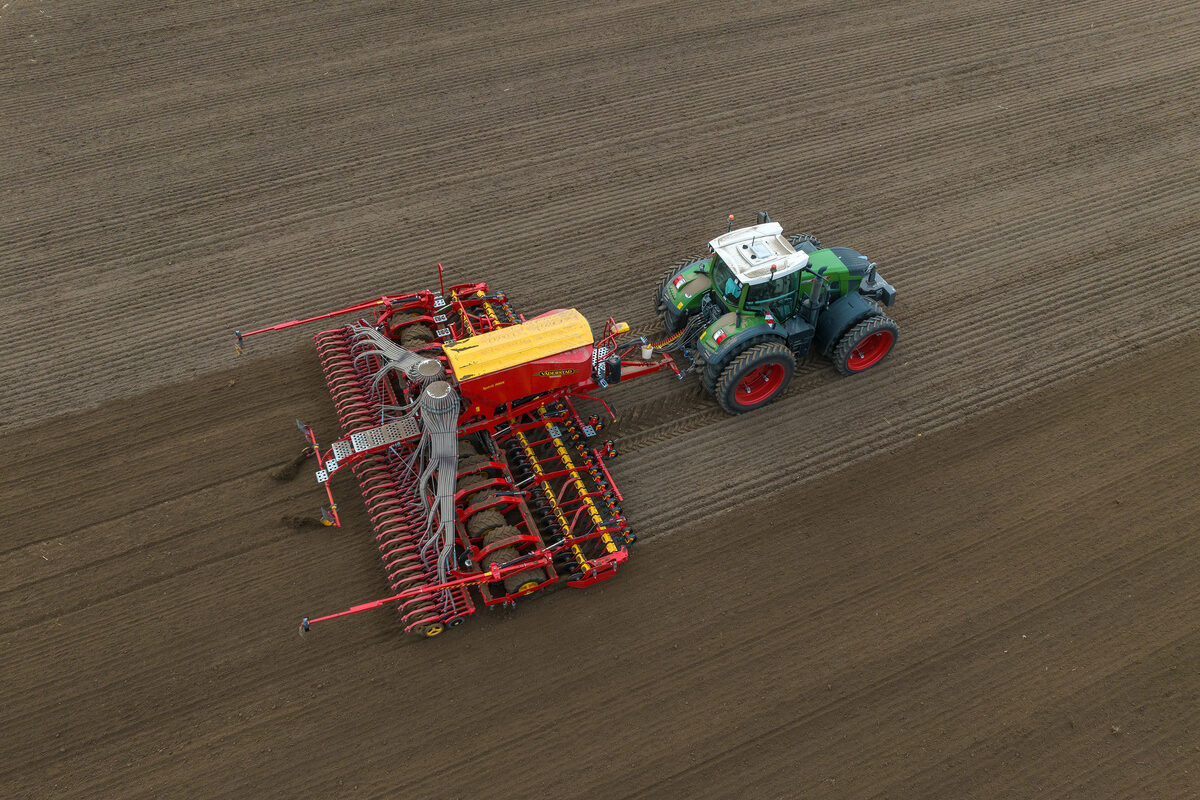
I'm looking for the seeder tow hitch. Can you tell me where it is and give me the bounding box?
[239,275,681,638]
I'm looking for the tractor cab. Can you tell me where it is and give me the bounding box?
[707,222,809,317]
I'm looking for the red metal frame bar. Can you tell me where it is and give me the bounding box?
[297,422,341,527]
[301,552,553,631]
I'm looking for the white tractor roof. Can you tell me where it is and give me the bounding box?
[708,221,809,286]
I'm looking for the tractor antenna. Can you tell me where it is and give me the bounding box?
[727,214,735,232]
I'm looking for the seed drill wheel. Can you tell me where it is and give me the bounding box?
[482,524,520,547]
[482,527,545,594]
[457,454,492,473]
[410,621,445,638]
[467,508,507,538]
[400,323,435,349]
[457,473,493,500]
[715,340,796,414]
[832,314,899,375]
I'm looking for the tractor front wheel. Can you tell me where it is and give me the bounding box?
[654,255,704,333]
[715,341,796,414]
[787,233,822,252]
[832,315,899,375]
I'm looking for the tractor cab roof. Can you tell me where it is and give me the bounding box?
[708,222,809,286]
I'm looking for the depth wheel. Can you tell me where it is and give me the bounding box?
[467,509,507,538]
[832,314,899,375]
[410,621,445,638]
[457,454,492,473]
[715,341,795,414]
[401,324,435,349]
[482,544,545,596]
[457,473,492,499]
[482,525,521,547]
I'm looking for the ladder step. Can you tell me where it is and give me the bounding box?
[349,417,421,454]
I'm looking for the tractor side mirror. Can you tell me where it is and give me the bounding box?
[756,211,771,225]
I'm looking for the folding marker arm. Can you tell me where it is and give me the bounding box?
[299,552,554,634]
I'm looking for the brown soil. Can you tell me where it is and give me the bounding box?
[2,0,1199,798]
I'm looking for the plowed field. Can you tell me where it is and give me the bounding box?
[2,0,1198,797]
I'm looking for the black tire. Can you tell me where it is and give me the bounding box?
[714,341,796,414]
[702,333,774,395]
[467,508,507,538]
[482,524,520,547]
[654,255,704,332]
[653,267,676,319]
[503,567,545,596]
[831,314,899,376]
[787,233,822,252]
[456,454,492,473]
[457,474,497,506]
[386,310,421,330]
[481,544,544,595]
[400,324,435,349]
[408,621,445,638]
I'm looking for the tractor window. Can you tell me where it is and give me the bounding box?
[711,256,744,309]
[745,272,800,317]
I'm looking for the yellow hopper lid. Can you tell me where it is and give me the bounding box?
[443,308,593,382]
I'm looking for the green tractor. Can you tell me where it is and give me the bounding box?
[655,213,900,414]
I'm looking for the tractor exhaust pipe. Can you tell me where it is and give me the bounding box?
[805,271,827,325]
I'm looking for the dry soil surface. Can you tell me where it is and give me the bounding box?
[2,0,1198,798]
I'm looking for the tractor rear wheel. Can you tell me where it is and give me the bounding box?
[832,314,899,375]
[715,341,795,414]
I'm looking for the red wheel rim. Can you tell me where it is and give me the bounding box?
[848,330,894,371]
[736,362,786,405]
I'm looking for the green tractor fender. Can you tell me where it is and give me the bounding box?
[813,292,880,357]
[658,256,713,332]
[699,315,788,391]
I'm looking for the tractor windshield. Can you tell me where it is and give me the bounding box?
[745,272,801,317]
[711,256,744,309]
